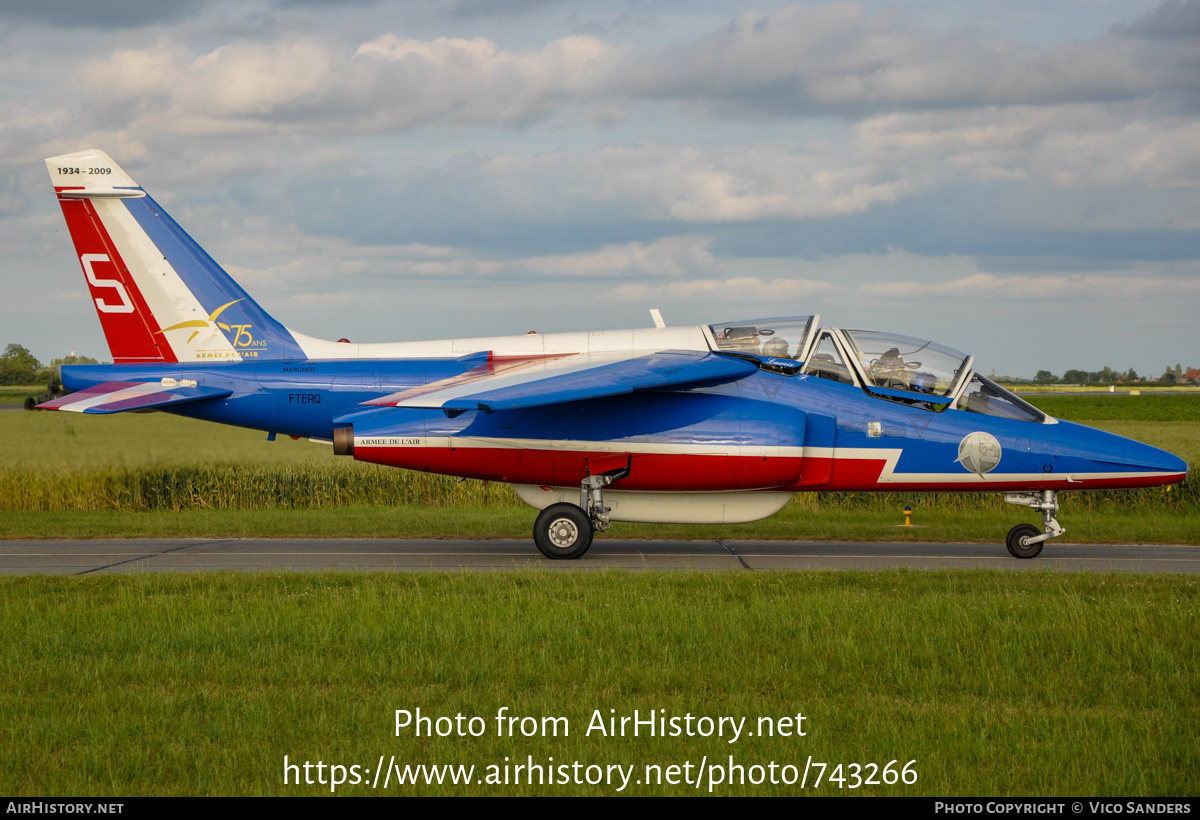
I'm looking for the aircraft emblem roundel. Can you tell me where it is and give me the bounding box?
[956,432,1002,476]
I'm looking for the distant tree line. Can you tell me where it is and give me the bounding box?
[0,344,98,386]
[1028,363,1198,386]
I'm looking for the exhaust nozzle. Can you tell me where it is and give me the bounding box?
[333,426,354,456]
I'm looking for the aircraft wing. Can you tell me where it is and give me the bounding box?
[365,350,758,412]
[37,380,233,414]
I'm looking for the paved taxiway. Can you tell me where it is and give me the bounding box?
[1,539,1199,574]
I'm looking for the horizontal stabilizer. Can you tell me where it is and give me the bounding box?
[37,380,232,414]
[366,350,758,412]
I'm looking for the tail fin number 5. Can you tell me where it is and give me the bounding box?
[80,253,134,314]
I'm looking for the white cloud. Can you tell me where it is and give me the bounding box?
[352,32,631,129]
[863,270,1200,301]
[26,2,1194,144]
[472,142,919,222]
[515,235,719,278]
[622,3,1195,116]
[75,39,339,134]
[860,105,1200,193]
[1116,0,1200,39]
[616,276,835,301]
[219,234,724,296]
[64,32,628,137]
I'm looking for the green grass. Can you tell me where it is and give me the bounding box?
[1,410,329,469]
[0,385,45,405]
[1024,394,1200,422]
[0,462,519,513]
[0,571,1195,796]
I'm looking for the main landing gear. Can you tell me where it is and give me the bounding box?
[1003,490,1065,559]
[532,467,629,560]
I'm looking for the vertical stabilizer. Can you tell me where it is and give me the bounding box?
[46,149,305,363]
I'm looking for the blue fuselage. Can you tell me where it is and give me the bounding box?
[61,360,1187,495]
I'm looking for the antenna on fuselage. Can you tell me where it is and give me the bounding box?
[649,308,666,329]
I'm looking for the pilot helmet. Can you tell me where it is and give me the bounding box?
[762,338,789,358]
[911,371,937,393]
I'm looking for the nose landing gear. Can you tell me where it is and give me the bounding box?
[1003,490,1065,559]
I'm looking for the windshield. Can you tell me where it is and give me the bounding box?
[708,317,815,361]
[957,373,1046,422]
[804,333,854,385]
[841,330,969,398]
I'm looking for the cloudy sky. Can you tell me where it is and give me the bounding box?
[2,0,1198,377]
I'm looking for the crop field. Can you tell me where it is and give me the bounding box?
[0,394,1196,542]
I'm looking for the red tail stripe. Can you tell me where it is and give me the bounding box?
[57,198,176,363]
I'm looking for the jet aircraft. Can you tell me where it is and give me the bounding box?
[38,149,1188,559]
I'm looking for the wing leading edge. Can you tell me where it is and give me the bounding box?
[366,350,759,413]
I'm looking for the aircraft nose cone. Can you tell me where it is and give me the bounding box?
[1129,438,1189,477]
[1102,429,1187,478]
[1053,421,1188,484]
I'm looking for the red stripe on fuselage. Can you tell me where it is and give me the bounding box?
[56,196,175,363]
[354,445,802,491]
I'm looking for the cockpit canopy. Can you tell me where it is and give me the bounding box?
[708,317,815,362]
[840,329,967,398]
[704,316,1045,422]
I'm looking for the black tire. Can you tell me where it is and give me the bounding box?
[1006,523,1044,559]
[533,503,594,560]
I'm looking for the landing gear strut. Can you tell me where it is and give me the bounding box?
[532,467,629,560]
[1003,490,1065,559]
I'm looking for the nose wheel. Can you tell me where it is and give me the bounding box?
[1005,523,1044,559]
[1003,490,1065,559]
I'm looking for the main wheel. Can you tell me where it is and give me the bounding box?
[533,503,594,560]
[1006,523,1044,559]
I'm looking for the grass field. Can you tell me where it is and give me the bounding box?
[1013,385,1200,394]
[0,570,1195,796]
[1024,393,1200,422]
[0,385,44,405]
